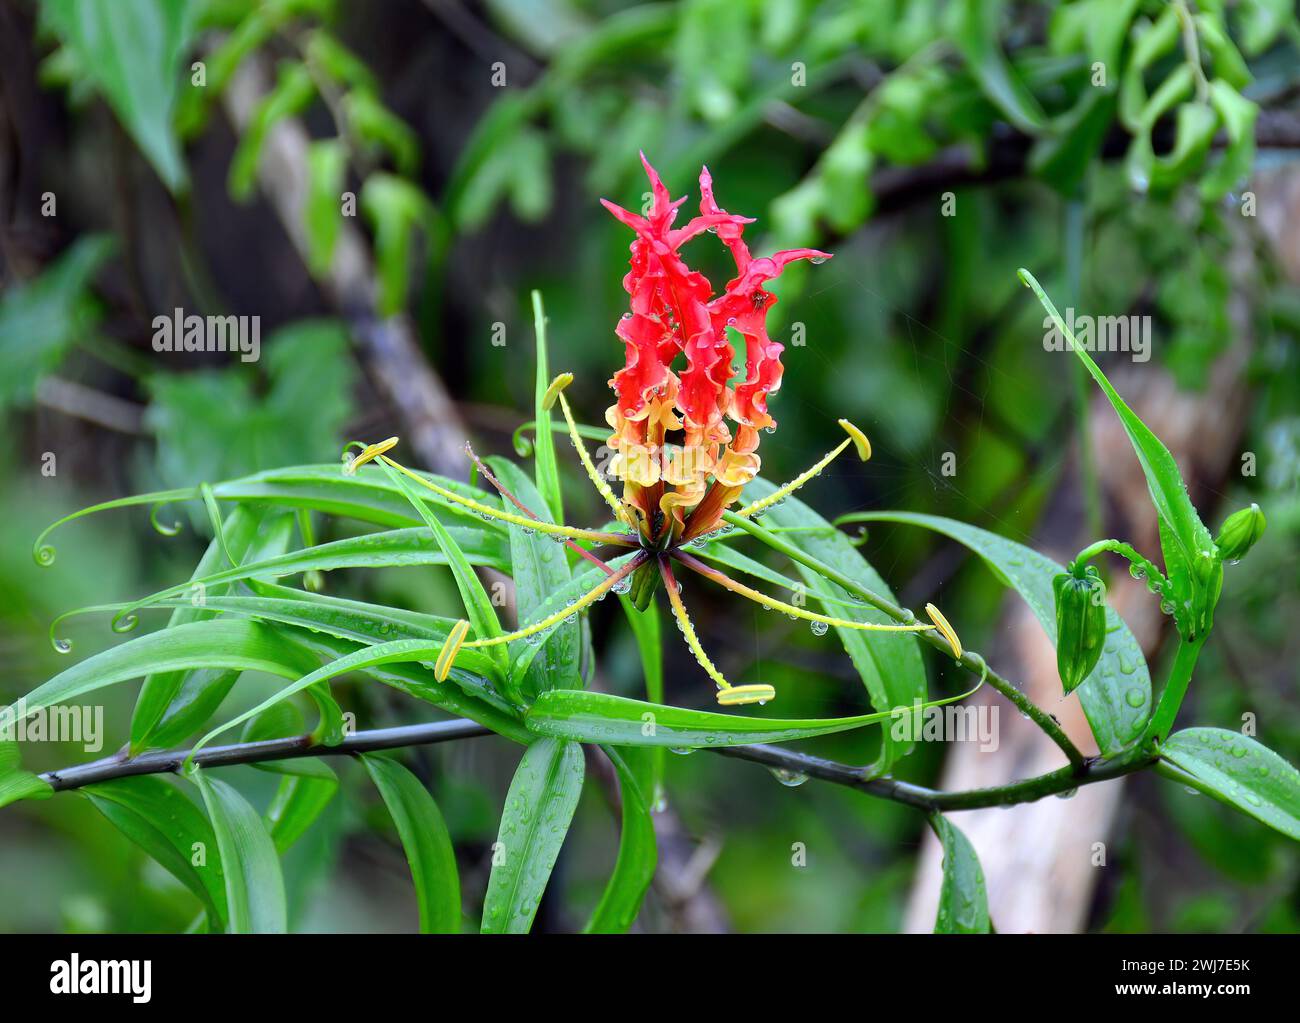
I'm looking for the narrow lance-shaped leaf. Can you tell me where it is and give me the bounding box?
[846,512,1151,755]
[584,746,656,934]
[189,768,288,933]
[362,755,461,933]
[131,504,292,752]
[1020,268,1221,640]
[488,457,581,699]
[930,814,991,934]
[525,683,982,749]
[41,0,198,191]
[110,526,510,632]
[948,0,1047,134]
[747,478,926,775]
[619,595,666,801]
[0,739,53,811]
[1160,728,1300,842]
[378,458,509,675]
[264,771,338,855]
[481,738,585,933]
[32,463,510,562]
[82,775,227,928]
[530,290,564,522]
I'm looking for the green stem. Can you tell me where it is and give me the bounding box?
[1073,539,1169,590]
[1143,635,1205,744]
[721,511,1088,770]
[43,713,1150,813]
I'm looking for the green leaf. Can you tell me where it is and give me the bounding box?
[362,755,461,933]
[378,459,509,675]
[481,738,585,933]
[21,619,320,724]
[525,685,979,748]
[228,61,315,201]
[1201,79,1258,200]
[33,462,507,559]
[265,770,338,853]
[583,746,656,933]
[131,504,294,752]
[305,139,348,276]
[487,458,581,699]
[280,629,529,742]
[748,479,926,775]
[530,291,564,523]
[42,0,198,191]
[948,0,1046,134]
[189,768,287,933]
[82,775,226,927]
[930,814,991,933]
[345,92,419,177]
[1020,269,1220,640]
[619,595,665,800]
[0,739,54,810]
[0,235,114,412]
[360,174,440,316]
[1160,728,1300,842]
[851,512,1151,755]
[114,524,511,627]
[452,120,553,229]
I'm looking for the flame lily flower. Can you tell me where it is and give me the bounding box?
[348,157,960,707]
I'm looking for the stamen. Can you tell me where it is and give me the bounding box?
[673,551,936,634]
[435,619,470,680]
[716,684,776,706]
[554,388,631,526]
[541,372,573,411]
[837,419,872,461]
[463,552,647,649]
[375,452,636,547]
[463,441,614,576]
[925,603,963,659]
[659,558,735,694]
[344,436,399,474]
[733,419,871,519]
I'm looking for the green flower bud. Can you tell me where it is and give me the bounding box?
[1053,566,1107,695]
[627,558,661,612]
[1215,503,1266,563]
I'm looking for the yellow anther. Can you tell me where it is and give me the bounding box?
[837,419,872,461]
[716,683,776,706]
[542,373,573,411]
[925,603,962,659]
[435,619,470,681]
[345,437,400,474]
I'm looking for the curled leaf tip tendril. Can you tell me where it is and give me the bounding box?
[110,612,139,634]
[149,502,183,537]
